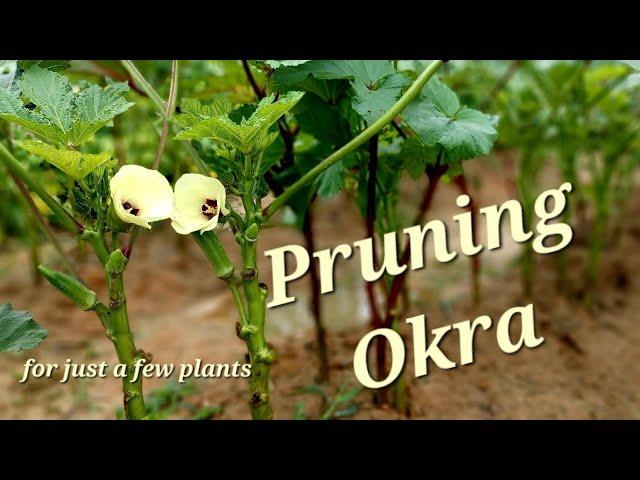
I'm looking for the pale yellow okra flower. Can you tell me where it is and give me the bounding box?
[109,165,174,229]
[171,173,230,235]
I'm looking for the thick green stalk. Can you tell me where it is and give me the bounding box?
[263,60,445,219]
[192,229,271,419]
[241,238,273,419]
[239,169,273,418]
[0,142,82,234]
[105,250,147,420]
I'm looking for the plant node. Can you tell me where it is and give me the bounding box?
[250,391,269,407]
[242,267,256,281]
[136,349,153,364]
[256,347,275,364]
[237,323,257,339]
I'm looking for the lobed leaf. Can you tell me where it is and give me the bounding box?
[273,60,395,86]
[1,66,133,147]
[351,73,411,124]
[174,97,233,129]
[74,82,134,124]
[175,91,304,153]
[18,66,74,133]
[0,87,68,143]
[273,60,405,124]
[19,139,112,180]
[403,77,498,163]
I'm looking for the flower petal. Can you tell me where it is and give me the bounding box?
[113,197,152,229]
[171,174,228,235]
[110,165,174,229]
[171,210,212,235]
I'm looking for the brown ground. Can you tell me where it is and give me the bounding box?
[1,157,639,419]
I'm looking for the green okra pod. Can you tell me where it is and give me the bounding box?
[38,265,98,311]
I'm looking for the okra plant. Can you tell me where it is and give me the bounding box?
[0,61,155,419]
[160,60,446,419]
[496,60,640,300]
[253,61,501,413]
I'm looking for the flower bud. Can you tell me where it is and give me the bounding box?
[106,250,128,275]
[244,223,259,243]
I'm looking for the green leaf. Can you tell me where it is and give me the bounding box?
[352,72,411,124]
[70,82,134,144]
[175,97,233,129]
[335,386,363,405]
[265,60,309,69]
[444,162,464,180]
[273,60,395,85]
[19,140,112,180]
[422,75,461,115]
[293,401,307,420]
[0,303,47,353]
[18,60,70,72]
[333,404,359,418]
[0,88,67,143]
[294,93,350,146]
[403,77,498,162]
[1,66,132,147]
[400,137,438,179]
[193,405,223,420]
[272,60,405,124]
[175,91,304,153]
[316,160,345,199]
[18,66,74,133]
[192,139,242,185]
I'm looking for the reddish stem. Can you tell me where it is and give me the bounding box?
[241,60,266,99]
[302,207,330,382]
[364,135,388,401]
[379,165,447,334]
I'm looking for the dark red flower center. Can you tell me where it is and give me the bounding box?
[201,199,218,219]
[122,201,140,216]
